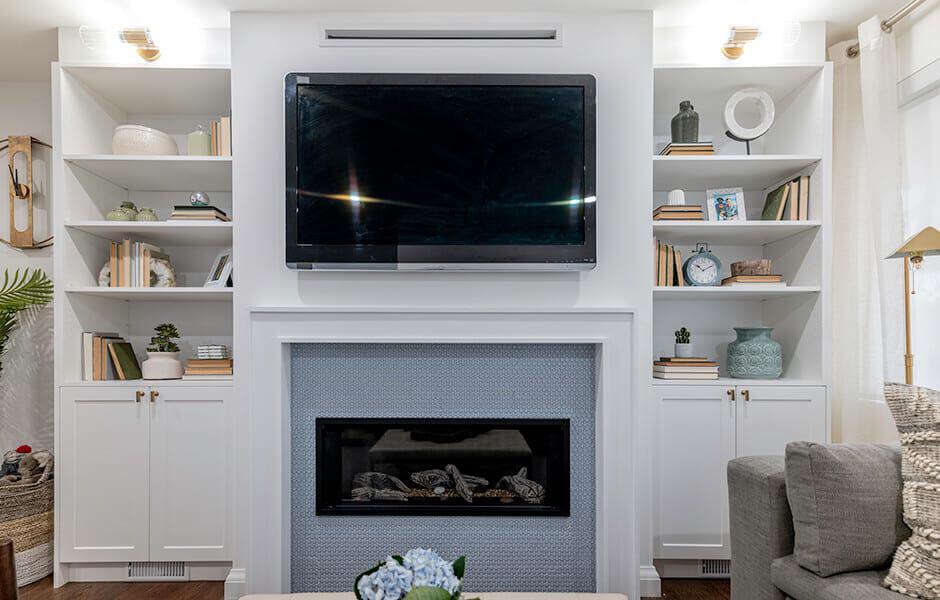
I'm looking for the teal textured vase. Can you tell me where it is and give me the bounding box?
[727,327,782,379]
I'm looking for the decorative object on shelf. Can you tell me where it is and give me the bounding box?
[190,191,210,206]
[105,201,138,221]
[706,187,746,221]
[761,182,791,220]
[111,124,178,155]
[187,125,212,156]
[667,189,686,206]
[0,446,54,586]
[197,344,229,359]
[98,252,175,288]
[675,327,692,358]
[1,136,53,249]
[653,205,703,221]
[659,141,713,156]
[142,323,183,380]
[134,207,159,222]
[723,89,775,155]
[655,240,685,286]
[886,226,940,384]
[108,341,142,380]
[205,248,233,288]
[731,259,772,276]
[654,356,719,380]
[670,100,699,143]
[682,243,722,287]
[727,327,783,379]
[171,204,230,222]
[183,355,233,381]
[0,269,52,376]
[355,548,473,600]
[721,25,761,60]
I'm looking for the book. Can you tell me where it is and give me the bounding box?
[657,241,668,286]
[220,116,231,157]
[654,205,704,213]
[659,142,714,156]
[723,282,788,288]
[659,356,711,363]
[108,341,142,380]
[654,365,719,373]
[654,372,720,380]
[82,331,119,381]
[674,248,684,287]
[184,368,233,375]
[721,275,783,285]
[92,333,123,380]
[187,358,233,366]
[761,183,790,221]
[789,180,800,220]
[655,361,719,368]
[182,374,233,381]
[666,245,675,287]
[653,212,705,221]
[172,205,229,216]
[109,242,118,287]
[798,175,810,220]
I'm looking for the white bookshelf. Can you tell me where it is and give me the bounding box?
[653,285,821,301]
[53,63,234,385]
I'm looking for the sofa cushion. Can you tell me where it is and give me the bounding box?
[771,554,905,600]
[784,441,908,577]
[884,383,940,599]
[241,595,628,600]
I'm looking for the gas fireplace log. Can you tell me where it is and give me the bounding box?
[445,464,474,503]
[351,486,409,502]
[352,472,412,493]
[497,467,546,504]
[410,469,450,490]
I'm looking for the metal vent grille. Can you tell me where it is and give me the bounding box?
[127,561,187,580]
[324,28,558,41]
[701,559,731,576]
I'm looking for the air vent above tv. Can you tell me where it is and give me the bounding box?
[323,28,559,41]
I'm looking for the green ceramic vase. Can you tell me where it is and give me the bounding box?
[135,207,159,221]
[727,327,782,379]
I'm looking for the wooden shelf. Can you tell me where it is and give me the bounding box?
[62,64,231,115]
[66,221,232,246]
[653,155,821,190]
[64,155,232,192]
[652,220,821,245]
[653,286,820,301]
[66,287,232,302]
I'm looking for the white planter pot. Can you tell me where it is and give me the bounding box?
[675,343,693,358]
[142,351,183,380]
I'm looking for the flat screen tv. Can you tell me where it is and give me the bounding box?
[285,73,596,270]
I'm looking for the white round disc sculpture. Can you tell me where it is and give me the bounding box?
[724,88,775,141]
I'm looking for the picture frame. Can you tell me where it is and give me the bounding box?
[706,188,746,221]
[204,248,233,288]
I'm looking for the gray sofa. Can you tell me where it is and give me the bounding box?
[727,444,908,600]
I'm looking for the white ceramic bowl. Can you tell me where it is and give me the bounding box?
[112,124,179,155]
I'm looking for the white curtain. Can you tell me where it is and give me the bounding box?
[829,17,906,443]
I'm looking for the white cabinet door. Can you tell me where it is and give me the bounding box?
[149,385,231,561]
[59,386,150,562]
[653,385,736,559]
[736,386,827,457]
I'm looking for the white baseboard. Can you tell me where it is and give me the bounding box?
[225,568,247,600]
[640,564,661,597]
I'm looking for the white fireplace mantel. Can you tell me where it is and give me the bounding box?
[235,308,640,599]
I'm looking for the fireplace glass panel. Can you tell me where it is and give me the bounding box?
[316,418,570,516]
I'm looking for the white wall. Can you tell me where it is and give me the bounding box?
[0,81,54,451]
[231,9,653,593]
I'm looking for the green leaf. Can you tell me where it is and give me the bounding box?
[353,562,383,600]
[405,587,452,600]
[391,555,404,565]
[452,556,466,579]
[0,269,52,313]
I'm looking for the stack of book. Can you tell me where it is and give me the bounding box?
[659,142,714,156]
[197,344,229,359]
[653,205,704,221]
[183,357,233,381]
[761,175,810,221]
[82,332,141,381]
[654,240,685,287]
[654,357,719,380]
[169,205,231,222]
[109,239,170,287]
[721,274,785,288]
[209,116,232,157]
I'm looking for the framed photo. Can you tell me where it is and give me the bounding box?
[706,188,747,221]
[204,248,233,288]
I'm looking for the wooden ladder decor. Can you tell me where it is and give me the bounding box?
[2,135,53,249]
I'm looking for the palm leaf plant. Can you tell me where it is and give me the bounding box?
[0,269,53,375]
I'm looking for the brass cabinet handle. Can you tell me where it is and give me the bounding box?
[136,390,144,403]
[742,389,750,402]
[150,390,159,403]
[727,388,736,402]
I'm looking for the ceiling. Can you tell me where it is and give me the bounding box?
[0,0,911,81]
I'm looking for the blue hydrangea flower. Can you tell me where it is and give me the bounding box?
[357,556,414,600]
[402,548,460,595]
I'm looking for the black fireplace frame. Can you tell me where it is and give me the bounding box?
[315,418,571,517]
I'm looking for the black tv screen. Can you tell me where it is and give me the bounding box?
[285,73,596,270]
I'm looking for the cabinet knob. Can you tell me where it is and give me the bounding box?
[150,390,159,403]
[727,388,736,402]
[135,390,144,403]
[742,389,750,402]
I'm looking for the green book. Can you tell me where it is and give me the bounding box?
[108,342,142,380]
[761,183,790,221]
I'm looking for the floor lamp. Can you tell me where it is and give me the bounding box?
[887,226,940,384]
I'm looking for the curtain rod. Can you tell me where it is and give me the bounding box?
[846,0,930,57]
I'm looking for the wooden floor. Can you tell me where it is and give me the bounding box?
[18,576,727,600]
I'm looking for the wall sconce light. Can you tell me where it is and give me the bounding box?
[79,26,161,62]
[721,26,761,60]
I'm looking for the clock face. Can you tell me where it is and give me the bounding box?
[686,255,719,286]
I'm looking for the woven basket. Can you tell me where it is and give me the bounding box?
[0,464,54,587]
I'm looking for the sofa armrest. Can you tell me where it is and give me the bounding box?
[728,456,794,600]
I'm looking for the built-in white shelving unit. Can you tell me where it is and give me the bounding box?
[651,62,833,570]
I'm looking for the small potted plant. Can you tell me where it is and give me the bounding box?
[675,327,692,358]
[142,323,182,380]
